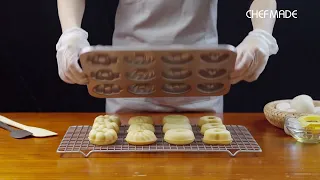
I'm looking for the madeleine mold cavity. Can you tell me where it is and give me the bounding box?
[79,45,236,98]
[126,69,156,81]
[162,83,191,94]
[124,54,155,65]
[162,68,192,80]
[93,84,122,95]
[200,53,229,63]
[198,68,227,79]
[128,84,156,95]
[161,53,193,64]
[197,83,224,93]
[91,69,120,81]
[87,54,117,65]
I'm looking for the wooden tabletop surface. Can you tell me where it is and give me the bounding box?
[0,112,319,180]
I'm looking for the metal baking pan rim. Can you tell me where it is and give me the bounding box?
[80,44,237,54]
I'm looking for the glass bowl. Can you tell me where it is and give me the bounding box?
[284,115,320,143]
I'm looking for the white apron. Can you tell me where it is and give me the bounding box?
[106,0,222,113]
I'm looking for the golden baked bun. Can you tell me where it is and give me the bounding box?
[198,116,222,127]
[164,129,195,145]
[162,123,192,133]
[125,130,157,145]
[162,115,190,125]
[94,116,106,124]
[104,122,120,133]
[94,115,121,127]
[128,116,153,125]
[88,128,118,145]
[127,123,155,133]
[200,123,226,135]
[92,121,119,133]
[105,115,121,126]
[203,129,232,145]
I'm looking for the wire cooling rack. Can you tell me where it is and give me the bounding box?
[57,124,261,157]
[57,125,261,157]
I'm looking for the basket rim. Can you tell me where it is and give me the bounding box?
[264,99,320,115]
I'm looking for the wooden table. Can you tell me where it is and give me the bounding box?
[0,113,319,180]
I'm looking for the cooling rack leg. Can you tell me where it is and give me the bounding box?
[227,150,240,157]
[79,150,92,158]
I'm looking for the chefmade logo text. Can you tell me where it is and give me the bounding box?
[246,10,298,19]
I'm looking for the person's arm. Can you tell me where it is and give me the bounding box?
[57,0,86,32]
[55,0,89,85]
[230,0,278,84]
[249,0,277,34]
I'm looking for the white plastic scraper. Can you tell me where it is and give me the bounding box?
[0,115,57,137]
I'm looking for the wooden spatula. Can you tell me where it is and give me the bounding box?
[0,115,57,137]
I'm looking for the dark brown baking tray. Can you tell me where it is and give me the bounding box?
[79,44,236,98]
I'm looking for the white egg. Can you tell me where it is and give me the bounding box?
[290,94,315,113]
[286,108,297,113]
[276,102,291,111]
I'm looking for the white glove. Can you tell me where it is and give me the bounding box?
[56,27,90,84]
[230,29,279,84]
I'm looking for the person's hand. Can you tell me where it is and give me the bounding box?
[56,27,90,84]
[230,29,279,84]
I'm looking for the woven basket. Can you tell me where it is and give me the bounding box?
[263,99,320,129]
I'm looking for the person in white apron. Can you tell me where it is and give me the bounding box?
[56,0,279,113]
